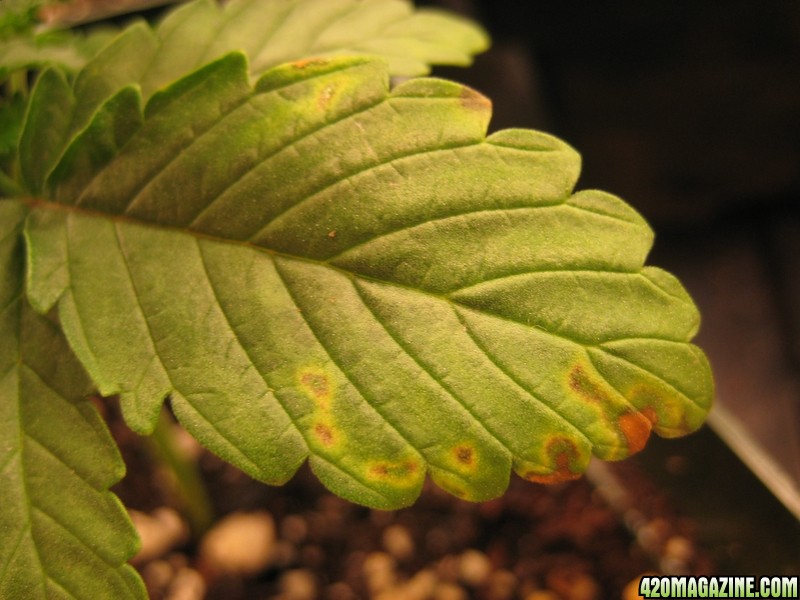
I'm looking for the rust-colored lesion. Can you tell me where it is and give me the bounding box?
[568,364,611,405]
[370,464,389,477]
[301,372,329,397]
[448,442,480,473]
[454,445,474,466]
[459,86,491,113]
[628,384,702,437]
[569,363,658,456]
[525,436,582,484]
[291,57,329,69]
[314,423,335,447]
[367,459,421,487]
[617,411,652,455]
[298,366,335,408]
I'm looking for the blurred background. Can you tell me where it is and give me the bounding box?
[423,0,800,574]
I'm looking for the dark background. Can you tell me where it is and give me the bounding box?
[422,0,800,573]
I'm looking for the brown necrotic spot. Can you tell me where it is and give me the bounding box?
[459,86,491,113]
[455,446,474,465]
[298,367,333,407]
[370,464,389,477]
[568,365,611,405]
[525,437,582,484]
[314,423,335,446]
[367,460,420,485]
[617,411,652,455]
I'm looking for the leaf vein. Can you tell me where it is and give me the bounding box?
[249,140,481,241]
[352,278,514,456]
[448,267,640,297]
[596,347,705,411]
[114,94,251,216]
[196,241,308,450]
[451,306,592,447]
[272,257,423,480]
[0,526,39,594]
[311,453,395,505]
[32,505,118,569]
[326,204,563,263]
[186,94,388,230]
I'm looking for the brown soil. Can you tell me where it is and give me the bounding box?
[106,398,711,600]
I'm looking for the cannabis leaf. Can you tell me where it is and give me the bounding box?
[0,29,118,78]
[0,202,144,599]
[18,53,713,509]
[11,0,487,194]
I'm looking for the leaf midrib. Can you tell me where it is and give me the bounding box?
[23,195,685,346]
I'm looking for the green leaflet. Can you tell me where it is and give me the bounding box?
[140,0,488,90]
[0,29,118,79]
[15,0,488,197]
[0,201,145,599]
[22,54,713,509]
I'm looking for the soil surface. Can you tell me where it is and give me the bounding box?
[105,399,712,600]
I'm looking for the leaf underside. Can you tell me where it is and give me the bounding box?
[17,53,713,509]
[2,0,485,79]
[14,0,488,198]
[0,202,144,599]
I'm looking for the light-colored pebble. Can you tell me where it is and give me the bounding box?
[165,567,206,600]
[374,570,437,600]
[458,549,492,587]
[362,552,397,595]
[636,518,670,553]
[198,510,276,576]
[130,508,189,564]
[434,581,468,600]
[141,559,174,592]
[404,569,438,599]
[279,569,317,600]
[382,524,415,562]
[664,535,694,562]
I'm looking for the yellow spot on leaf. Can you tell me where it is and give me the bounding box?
[451,443,478,472]
[366,458,421,488]
[298,366,335,408]
[525,436,582,484]
[568,364,611,405]
[314,422,336,447]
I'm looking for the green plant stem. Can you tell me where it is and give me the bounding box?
[8,70,28,97]
[145,408,214,536]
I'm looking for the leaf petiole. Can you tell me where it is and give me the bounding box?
[145,407,214,536]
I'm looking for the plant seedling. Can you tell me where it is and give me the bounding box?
[0,1,713,597]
